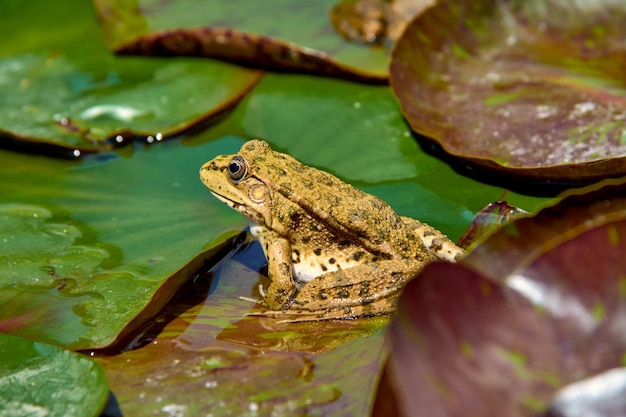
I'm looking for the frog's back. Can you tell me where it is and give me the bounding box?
[241,140,414,255]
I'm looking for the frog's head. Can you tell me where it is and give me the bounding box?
[199,140,290,230]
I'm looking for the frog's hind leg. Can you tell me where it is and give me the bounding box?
[249,259,423,321]
[400,216,465,262]
[248,259,424,321]
[291,259,422,311]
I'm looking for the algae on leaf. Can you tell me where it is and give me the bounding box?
[391,0,626,180]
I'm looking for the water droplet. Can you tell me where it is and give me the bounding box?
[506,35,517,46]
[570,102,596,118]
[485,71,501,83]
[536,105,557,119]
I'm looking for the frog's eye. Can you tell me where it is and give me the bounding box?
[227,156,247,182]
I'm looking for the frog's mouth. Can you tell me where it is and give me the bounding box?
[210,191,241,210]
[210,191,258,221]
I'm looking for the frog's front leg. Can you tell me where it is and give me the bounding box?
[262,235,298,310]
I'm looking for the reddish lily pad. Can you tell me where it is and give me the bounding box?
[0,0,261,155]
[93,0,389,82]
[0,333,109,417]
[456,201,529,250]
[380,177,626,416]
[390,0,626,180]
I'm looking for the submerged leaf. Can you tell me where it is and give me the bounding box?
[95,245,389,416]
[383,177,626,416]
[93,0,390,82]
[0,333,109,417]
[391,0,626,180]
[0,0,261,155]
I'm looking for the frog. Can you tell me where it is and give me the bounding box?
[200,140,464,321]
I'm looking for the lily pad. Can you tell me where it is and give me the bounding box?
[93,0,389,82]
[390,0,626,180]
[0,0,261,155]
[382,177,626,416]
[0,136,247,350]
[456,201,529,250]
[196,73,553,239]
[0,333,109,417]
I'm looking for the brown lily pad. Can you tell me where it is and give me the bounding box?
[93,0,390,82]
[377,177,626,416]
[390,0,626,180]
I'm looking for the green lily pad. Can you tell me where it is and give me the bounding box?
[0,0,261,155]
[0,136,247,350]
[199,73,553,239]
[382,177,626,416]
[93,0,389,82]
[0,333,109,417]
[0,72,553,353]
[391,0,626,180]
